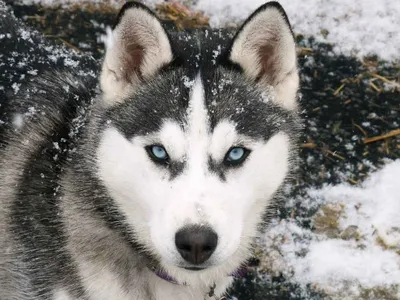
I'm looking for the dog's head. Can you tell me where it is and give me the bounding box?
[95,1,300,285]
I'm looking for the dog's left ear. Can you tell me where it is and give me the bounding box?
[100,2,173,105]
[229,2,299,110]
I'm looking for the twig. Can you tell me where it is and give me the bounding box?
[302,143,345,160]
[333,83,345,96]
[369,81,381,92]
[352,122,368,137]
[325,149,345,160]
[59,38,81,52]
[369,72,397,85]
[344,99,352,105]
[363,129,400,144]
[302,143,317,149]
[347,178,359,185]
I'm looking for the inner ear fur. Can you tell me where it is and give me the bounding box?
[100,2,173,105]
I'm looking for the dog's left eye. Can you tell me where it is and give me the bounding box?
[146,145,169,164]
[224,147,250,166]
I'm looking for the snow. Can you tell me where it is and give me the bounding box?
[11,82,21,94]
[19,0,125,5]
[261,160,400,298]
[294,240,400,288]
[195,0,400,61]
[17,0,400,62]
[99,26,114,50]
[310,160,400,248]
[12,113,24,128]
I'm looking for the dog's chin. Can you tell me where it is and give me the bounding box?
[156,258,240,287]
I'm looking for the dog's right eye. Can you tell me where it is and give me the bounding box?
[146,145,170,164]
[223,147,250,167]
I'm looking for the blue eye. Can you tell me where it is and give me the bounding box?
[224,147,249,166]
[146,145,169,163]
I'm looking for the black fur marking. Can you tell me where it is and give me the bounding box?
[145,145,186,179]
[112,1,160,30]
[167,160,186,180]
[208,156,226,181]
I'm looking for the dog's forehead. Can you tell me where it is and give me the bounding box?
[201,70,281,140]
[108,73,279,141]
[107,30,291,140]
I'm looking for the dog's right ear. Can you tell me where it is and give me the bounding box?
[100,2,173,105]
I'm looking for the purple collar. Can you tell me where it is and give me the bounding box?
[152,265,248,286]
[153,268,181,285]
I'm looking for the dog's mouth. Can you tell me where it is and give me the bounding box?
[182,266,205,271]
[150,264,208,284]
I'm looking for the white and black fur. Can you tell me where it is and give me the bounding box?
[0,1,301,299]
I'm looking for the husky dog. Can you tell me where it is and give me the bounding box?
[0,1,301,299]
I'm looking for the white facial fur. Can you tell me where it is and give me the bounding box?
[96,76,290,285]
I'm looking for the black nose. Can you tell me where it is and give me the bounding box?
[175,226,218,265]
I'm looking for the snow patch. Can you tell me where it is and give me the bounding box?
[99,26,114,49]
[195,0,400,61]
[12,113,24,128]
[261,160,400,297]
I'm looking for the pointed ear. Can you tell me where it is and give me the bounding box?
[229,2,299,110]
[100,2,173,105]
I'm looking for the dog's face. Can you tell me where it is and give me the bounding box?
[95,2,299,285]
